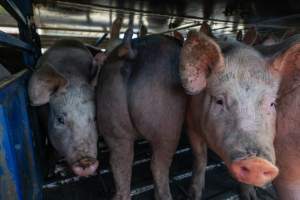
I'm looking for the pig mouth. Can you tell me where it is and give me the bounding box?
[71,157,99,177]
[228,156,279,187]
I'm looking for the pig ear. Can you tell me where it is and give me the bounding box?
[90,51,107,87]
[236,30,243,42]
[269,41,300,74]
[173,31,184,43]
[200,21,214,38]
[110,17,123,40]
[243,27,258,45]
[180,31,224,94]
[139,24,147,38]
[28,63,68,106]
[262,33,278,46]
[118,28,137,59]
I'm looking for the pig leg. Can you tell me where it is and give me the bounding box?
[104,136,134,200]
[188,130,207,200]
[239,184,258,200]
[150,139,179,200]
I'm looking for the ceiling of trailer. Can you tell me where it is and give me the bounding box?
[1,0,300,48]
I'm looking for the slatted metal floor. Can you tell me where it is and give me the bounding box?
[43,134,277,200]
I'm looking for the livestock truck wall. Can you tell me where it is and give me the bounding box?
[0,70,43,200]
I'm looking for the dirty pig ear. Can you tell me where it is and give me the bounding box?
[173,31,184,43]
[261,33,278,46]
[236,30,243,42]
[199,21,214,38]
[269,40,300,74]
[243,27,258,46]
[90,52,107,87]
[118,28,137,59]
[180,31,224,95]
[28,63,68,106]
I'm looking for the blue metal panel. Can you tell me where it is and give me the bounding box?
[0,31,34,52]
[0,70,42,200]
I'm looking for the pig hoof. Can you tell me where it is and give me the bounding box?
[239,185,258,200]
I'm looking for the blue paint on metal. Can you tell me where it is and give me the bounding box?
[15,0,33,17]
[0,1,42,198]
[0,70,43,200]
[0,31,34,52]
[0,165,3,176]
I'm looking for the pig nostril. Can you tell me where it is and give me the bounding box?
[263,171,272,176]
[241,166,250,173]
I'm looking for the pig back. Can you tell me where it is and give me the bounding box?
[128,35,186,139]
[97,35,187,140]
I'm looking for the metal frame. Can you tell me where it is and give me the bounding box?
[0,30,33,51]
[0,0,41,68]
[0,71,43,200]
[0,0,43,199]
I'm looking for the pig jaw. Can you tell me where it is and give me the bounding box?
[66,139,98,177]
[49,132,98,177]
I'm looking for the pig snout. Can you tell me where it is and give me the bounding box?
[71,157,99,177]
[229,157,278,187]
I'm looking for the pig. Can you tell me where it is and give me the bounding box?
[96,29,186,200]
[255,34,300,200]
[28,39,101,177]
[180,30,299,199]
[182,30,284,200]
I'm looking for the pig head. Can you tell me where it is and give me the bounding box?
[28,40,103,176]
[180,31,300,188]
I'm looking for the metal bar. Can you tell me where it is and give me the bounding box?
[56,1,241,25]
[160,22,232,34]
[0,0,27,26]
[248,24,293,29]
[0,25,107,35]
[159,22,201,34]
[0,30,33,51]
[95,33,108,46]
[255,14,300,24]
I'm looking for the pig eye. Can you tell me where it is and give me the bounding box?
[270,102,276,108]
[216,99,224,105]
[57,116,65,125]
